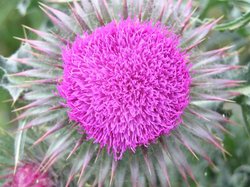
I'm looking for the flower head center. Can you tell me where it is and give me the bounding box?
[58,19,191,159]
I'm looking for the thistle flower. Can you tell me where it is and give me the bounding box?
[58,19,191,160]
[0,129,62,187]
[1,0,243,186]
[3,162,54,187]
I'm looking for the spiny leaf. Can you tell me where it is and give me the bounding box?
[14,121,26,173]
[0,129,14,164]
[0,44,32,102]
[234,0,250,12]
[232,85,250,97]
[215,11,250,31]
[0,56,17,74]
[0,79,23,104]
[0,44,31,72]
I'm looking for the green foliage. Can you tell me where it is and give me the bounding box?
[0,0,44,56]
[1,0,250,186]
[0,45,31,103]
[215,11,250,31]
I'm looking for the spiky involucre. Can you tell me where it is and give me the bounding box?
[9,0,242,186]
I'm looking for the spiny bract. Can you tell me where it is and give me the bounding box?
[2,0,243,186]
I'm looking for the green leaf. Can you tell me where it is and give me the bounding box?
[230,165,250,187]
[234,0,250,12]
[0,79,23,104]
[0,44,32,102]
[0,0,18,25]
[215,11,250,31]
[0,56,22,103]
[0,55,17,74]
[0,130,14,170]
[241,103,250,138]
[233,85,250,96]
[17,0,32,16]
[14,121,26,172]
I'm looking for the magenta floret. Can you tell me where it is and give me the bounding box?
[58,19,191,159]
[5,163,54,187]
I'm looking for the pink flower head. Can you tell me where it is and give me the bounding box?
[58,19,191,159]
[7,163,54,187]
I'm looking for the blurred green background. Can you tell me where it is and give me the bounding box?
[0,0,250,186]
[0,0,44,130]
